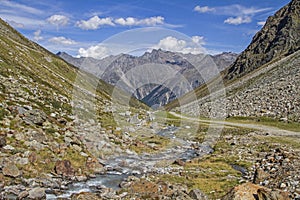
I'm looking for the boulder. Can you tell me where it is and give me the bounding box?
[2,163,21,178]
[18,191,29,199]
[86,158,104,174]
[28,187,46,199]
[22,109,47,126]
[189,189,208,200]
[71,192,101,200]
[54,160,75,177]
[221,182,290,200]
[253,168,269,184]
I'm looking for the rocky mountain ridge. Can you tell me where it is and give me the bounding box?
[58,50,237,107]
[168,0,300,123]
[173,50,300,122]
[225,0,300,80]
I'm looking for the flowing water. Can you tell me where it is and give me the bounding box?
[47,126,213,199]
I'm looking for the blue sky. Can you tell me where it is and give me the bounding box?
[0,0,290,58]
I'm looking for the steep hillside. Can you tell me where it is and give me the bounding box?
[167,0,300,123]
[0,17,151,198]
[225,0,300,80]
[172,51,300,122]
[58,50,237,107]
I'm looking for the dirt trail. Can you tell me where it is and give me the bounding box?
[169,112,300,137]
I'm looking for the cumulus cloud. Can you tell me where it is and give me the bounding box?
[115,17,136,26]
[153,36,206,54]
[191,36,205,45]
[77,45,111,59]
[224,16,252,25]
[47,14,69,27]
[76,16,114,30]
[33,30,43,41]
[194,6,215,13]
[137,16,164,26]
[115,16,164,26]
[49,36,77,45]
[76,16,165,30]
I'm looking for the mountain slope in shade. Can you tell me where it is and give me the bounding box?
[225,0,300,80]
[58,50,237,107]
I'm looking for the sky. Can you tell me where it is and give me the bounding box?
[0,0,291,58]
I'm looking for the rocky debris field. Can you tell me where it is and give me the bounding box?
[178,51,300,123]
[54,127,300,200]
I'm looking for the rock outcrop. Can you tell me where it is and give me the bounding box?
[221,182,290,200]
[225,0,300,80]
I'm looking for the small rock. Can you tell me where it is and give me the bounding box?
[72,144,82,152]
[0,136,6,148]
[54,160,75,177]
[3,145,15,150]
[76,175,87,182]
[3,163,21,177]
[189,189,208,200]
[15,157,29,165]
[173,159,185,166]
[80,152,88,157]
[86,158,103,174]
[280,182,287,189]
[28,187,46,199]
[71,192,100,200]
[253,168,269,184]
[28,152,37,163]
[18,191,29,199]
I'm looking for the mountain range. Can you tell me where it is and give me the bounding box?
[58,50,237,107]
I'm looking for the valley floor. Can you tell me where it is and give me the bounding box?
[69,112,300,199]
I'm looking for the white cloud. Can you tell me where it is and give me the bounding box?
[76,16,114,30]
[153,36,206,54]
[114,16,164,26]
[1,0,43,15]
[194,4,271,26]
[114,17,136,26]
[191,36,205,45]
[257,21,266,26]
[2,15,45,29]
[78,45,111,59]
[194,6,215,13]
[47,15,69,27]
[33,30,43,41]
[137,16,164,26]
[76,16,165,30]
[212,5,271,16]
[49,36,77,45]
[224,16,252,25]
